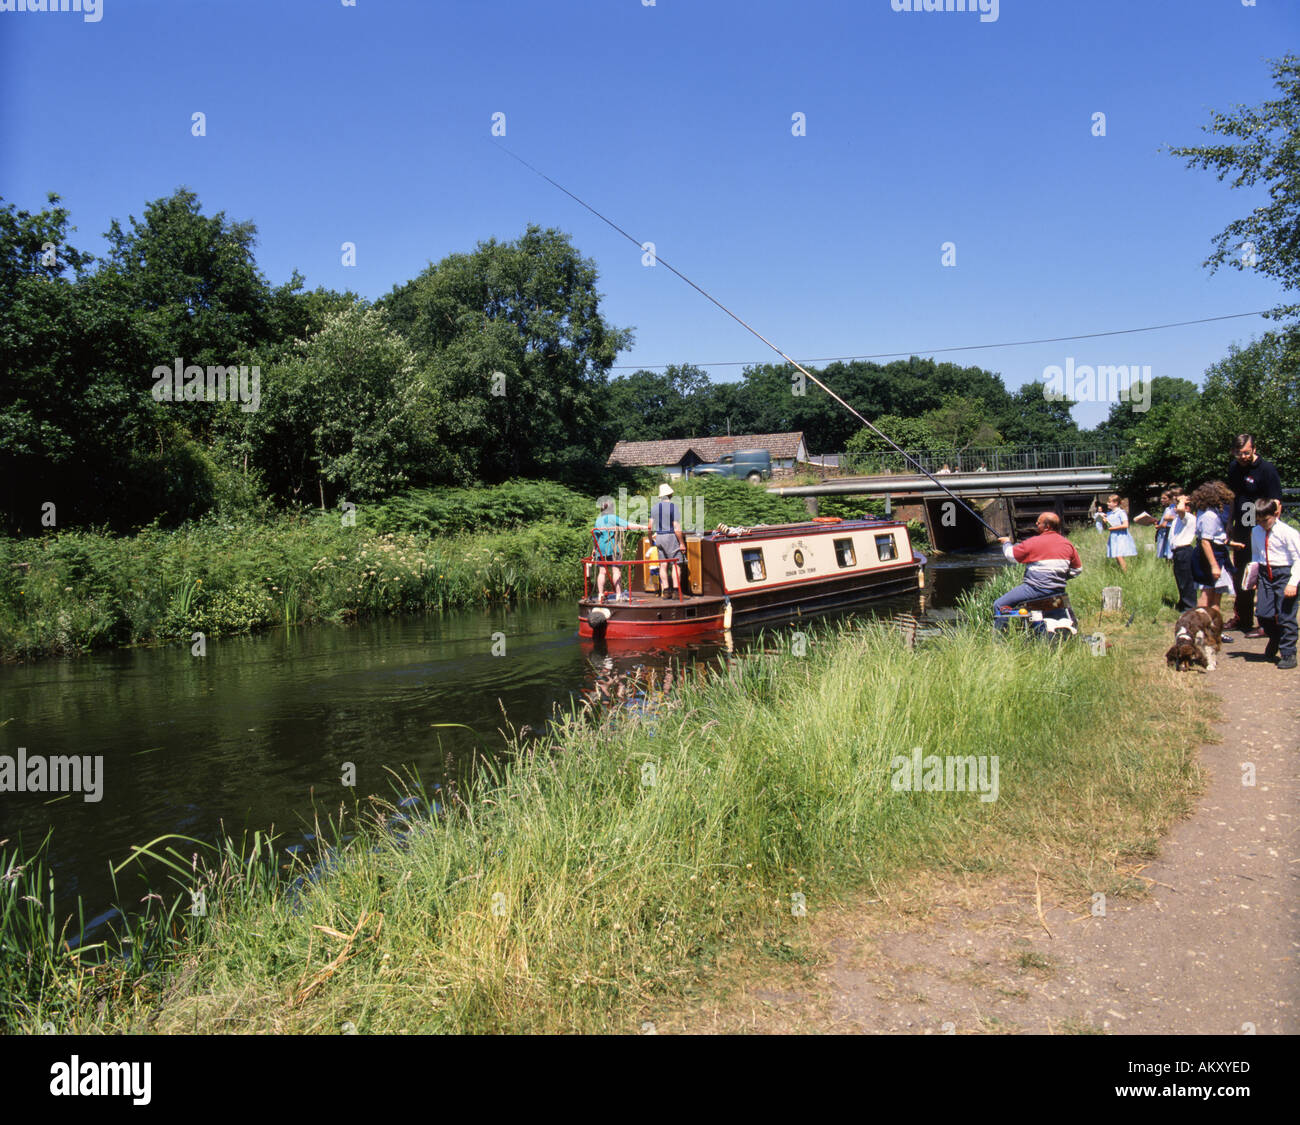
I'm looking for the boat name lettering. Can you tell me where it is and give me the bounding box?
[782,539,816,578]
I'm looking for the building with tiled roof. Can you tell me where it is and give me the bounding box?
[606,432,809,475]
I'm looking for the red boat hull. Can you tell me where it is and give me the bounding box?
[578,607,727,640]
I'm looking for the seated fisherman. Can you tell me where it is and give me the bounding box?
[994,512,1082,627]
[593,498,647,602]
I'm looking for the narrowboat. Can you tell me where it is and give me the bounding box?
[580,517,926,641]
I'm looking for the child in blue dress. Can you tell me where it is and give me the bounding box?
[1103,494,1137,572]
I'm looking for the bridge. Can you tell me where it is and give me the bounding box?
[772,446,1122,550]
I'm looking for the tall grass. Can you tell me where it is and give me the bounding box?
[0,514,591,660]
[0,825,319,1034]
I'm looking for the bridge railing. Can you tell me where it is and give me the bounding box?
[831,443,1125,478]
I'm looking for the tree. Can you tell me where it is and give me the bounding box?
[1112,327,1300,496]
[1168,54,1300,320]
[1089,376,1200,445]
[248,307,446,508]
[920,394,1002,451]
[382,225,632,483]
[97,188,283,369]
[996,382,1080,446]
[603,364,713,442]
[844,414,935,456]
[89,187,309,482]
[0,194,210,531]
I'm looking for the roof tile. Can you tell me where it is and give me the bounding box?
[607,432,805,467]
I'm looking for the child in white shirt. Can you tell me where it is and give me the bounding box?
[1250,499,1299,669]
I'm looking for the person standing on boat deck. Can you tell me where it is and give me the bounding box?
[993,512,1082,629]
[593,498,647,603]
[1225,434,1283,636]
[652,483,687,598]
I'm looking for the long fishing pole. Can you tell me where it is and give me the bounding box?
[494,142,1002,538]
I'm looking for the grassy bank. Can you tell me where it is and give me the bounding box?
[2,525,1212,1033]
[0,515,589,660]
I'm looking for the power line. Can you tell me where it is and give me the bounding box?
[609,310,1273,371]
[495,141,1007,537]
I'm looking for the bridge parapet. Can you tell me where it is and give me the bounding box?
[769,467,1113,500]
[805,443,1125,477]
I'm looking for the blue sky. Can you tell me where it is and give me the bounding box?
[2,0,1295,433]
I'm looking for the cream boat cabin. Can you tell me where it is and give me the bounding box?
[580,517,925,641]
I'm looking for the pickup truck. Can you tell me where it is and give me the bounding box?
[690,449,772,483]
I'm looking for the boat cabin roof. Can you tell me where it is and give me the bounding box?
[697,518,903,543]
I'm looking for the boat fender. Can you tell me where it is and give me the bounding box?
[723,598,733,630]
[588,606,611,631]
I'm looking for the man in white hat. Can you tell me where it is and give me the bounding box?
[651,483,687,598]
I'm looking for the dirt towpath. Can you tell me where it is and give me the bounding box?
[720,632,1299,1034]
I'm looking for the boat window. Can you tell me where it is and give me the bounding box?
[874,533,898,561]
[741,547,766,582]
[834,538,856,567]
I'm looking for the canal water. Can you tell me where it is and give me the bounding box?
[0,550,1005,934]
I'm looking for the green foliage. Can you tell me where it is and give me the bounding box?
[817,494,888,521]
[1091,376,1199,446]
[2,192,641,530]
[247,305,441,506]
[97,188,278,377]
[1113,327,1299,493]
[844,414,936,457]
[843,405,1004,474]
[1168,53,1300,320]
[998,382,1080,446]
[369,480,595,537]
[0,194,181,532]
[383,225,633,483]
[603,365,715,442]
[0,508,594,659]
[921,394,1002,449]
[602,356,1037,458]
[1,834,81,1032]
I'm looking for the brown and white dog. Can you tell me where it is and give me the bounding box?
[1165,606,1223,671]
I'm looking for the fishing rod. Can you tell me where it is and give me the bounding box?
[494,142,1003,539]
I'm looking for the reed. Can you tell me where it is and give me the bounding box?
[0,515,591,660]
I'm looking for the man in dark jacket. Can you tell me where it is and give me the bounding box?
[1225,434,1284,635]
